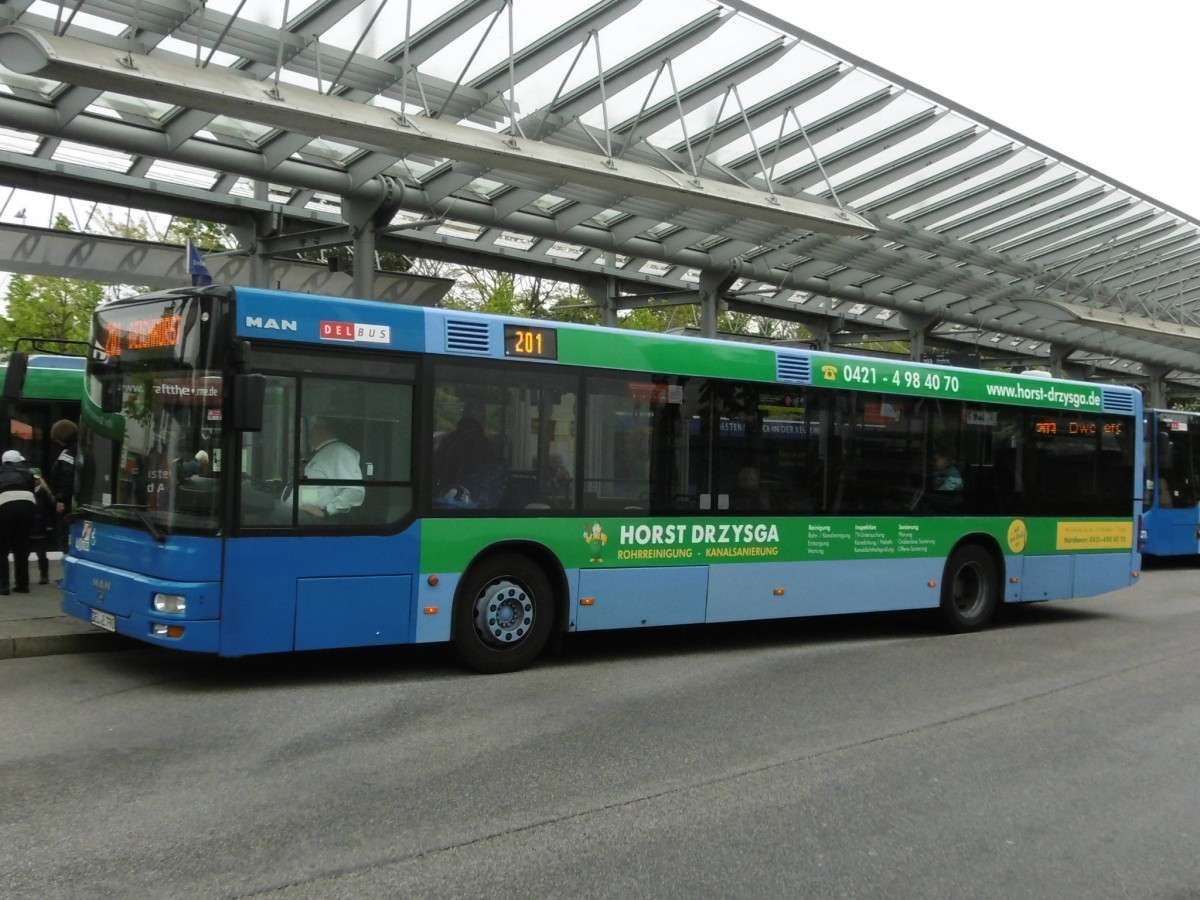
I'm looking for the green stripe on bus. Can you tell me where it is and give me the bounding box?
[811,354,1107,412]
[559,329,777,381]
[419,516,1129,573]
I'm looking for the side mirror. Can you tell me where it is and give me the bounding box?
[230,373,266,431]
[2,351,28,400]
[100,376,123,413]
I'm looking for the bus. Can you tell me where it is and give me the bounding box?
[1,352,84,473]
[61,285,1142,672]
[1142,408,1200,556]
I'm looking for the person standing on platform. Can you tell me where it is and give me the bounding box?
[29,467,55,585]
[0,449,37,595]
[50,419,78,551]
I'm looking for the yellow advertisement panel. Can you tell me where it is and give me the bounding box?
[1055,521,1133,551]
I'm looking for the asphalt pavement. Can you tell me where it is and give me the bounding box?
[0,553,126,659]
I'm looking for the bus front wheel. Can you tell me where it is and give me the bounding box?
[939,544,999,632]
[453,554,554,674]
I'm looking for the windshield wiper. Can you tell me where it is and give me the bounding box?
[85,502,168,544]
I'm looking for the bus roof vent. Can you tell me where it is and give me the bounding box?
[1102,388,1136,415]
[445,319,491,355]
[776,354,812,384]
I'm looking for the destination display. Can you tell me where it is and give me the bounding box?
[96,299,192,360]
[504,324,558,360]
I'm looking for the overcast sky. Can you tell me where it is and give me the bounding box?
[753,0,1199,220]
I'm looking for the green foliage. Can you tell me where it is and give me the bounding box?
[619,307,679,333]
[164,217,234,251]
[1,273,104,352]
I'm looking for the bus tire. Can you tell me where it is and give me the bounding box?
[938,544,998,633]
[453,553,554,674]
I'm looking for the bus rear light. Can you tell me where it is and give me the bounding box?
[423,606,439,615]
[151,623,185,638]
[1132,571,1140,578]
[427,575,439,586]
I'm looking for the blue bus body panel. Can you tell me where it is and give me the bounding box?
[1013,551,1136,602]
[62,520,421,656]
[62,523,224,651]
[575,567,708,630]
[220,530,420,656]
[1072,552,1137,597]
[235,287,430,353]
[1142,507,1200,556]
[706,558,943,622]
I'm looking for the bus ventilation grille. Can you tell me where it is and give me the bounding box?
[445,319,491,355]
[1101,389,1136,415]
[776,354,812,384]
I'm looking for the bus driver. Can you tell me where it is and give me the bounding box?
[296,416,364,518]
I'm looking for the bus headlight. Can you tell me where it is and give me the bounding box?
[153,593,187,615]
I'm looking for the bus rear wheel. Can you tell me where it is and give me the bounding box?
[453,554,554,674]
[939,544,999,632]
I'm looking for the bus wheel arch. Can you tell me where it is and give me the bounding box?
[451,542,565,674]
[938,536,1004,633]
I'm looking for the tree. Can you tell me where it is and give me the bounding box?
[0,212,104,352]
[163,217,234,251]
[0,272,104,353]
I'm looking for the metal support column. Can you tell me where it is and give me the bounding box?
[351,216,377,299]
[250,182,272,288]
[698,271,725,340]
[583,276,620,328]
[1048,344,1071,379]
[899,311,933,361]
[1143,363,1169,410]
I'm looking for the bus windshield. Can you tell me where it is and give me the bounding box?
[78,293,224,534]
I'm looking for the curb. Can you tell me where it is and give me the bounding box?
[0,629,127,660]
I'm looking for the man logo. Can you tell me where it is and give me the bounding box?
[245,316,298,331]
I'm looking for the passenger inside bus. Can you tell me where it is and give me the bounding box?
[931,450,963,492]
[433,402,506,507]
[729,465,771,511]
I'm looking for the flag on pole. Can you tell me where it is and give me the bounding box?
[187,240,213,287]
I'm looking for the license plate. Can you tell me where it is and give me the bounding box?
[90,609,116,632]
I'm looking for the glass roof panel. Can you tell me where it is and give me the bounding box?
[143,160,221,190]
[0,71,61,101]
[0,126,40,155]
[0,0,1196,380]
[51,142,132,174]
[203,0,327,29]
[30,0,127,36]
[206,115,278,146]
[89,92,179,126]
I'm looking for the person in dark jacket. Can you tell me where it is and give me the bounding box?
[49,419,77,552]
[29,467,55,585]
[0,449,37,594]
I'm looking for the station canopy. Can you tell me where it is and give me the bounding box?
[2,0,1200,390]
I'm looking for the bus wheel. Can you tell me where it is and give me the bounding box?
[453,554,554,674]
[939,545,998,632]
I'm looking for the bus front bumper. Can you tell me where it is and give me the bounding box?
[61,556,222,654]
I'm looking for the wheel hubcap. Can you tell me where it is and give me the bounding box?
[953,561,988,618]
[475,578,534,646]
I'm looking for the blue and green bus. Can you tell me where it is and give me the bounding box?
[1,351,84,473]
[1141,408,1200,557]
[62,285,1142,672]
